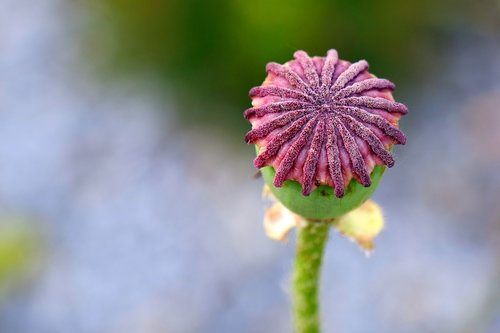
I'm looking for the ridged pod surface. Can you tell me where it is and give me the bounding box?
[245,50,407,219]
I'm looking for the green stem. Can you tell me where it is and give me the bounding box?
[292,220,330,333]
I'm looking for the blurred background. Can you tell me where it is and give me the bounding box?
[0,0,499,332]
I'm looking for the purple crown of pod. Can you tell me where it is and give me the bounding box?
[244,50,408,198]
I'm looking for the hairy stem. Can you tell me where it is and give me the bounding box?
[292,220,330,333]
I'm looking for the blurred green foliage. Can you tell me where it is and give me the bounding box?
[86,0,497,135]
[0,219,42,302]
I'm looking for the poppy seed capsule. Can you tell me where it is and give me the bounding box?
[245,50,407,219]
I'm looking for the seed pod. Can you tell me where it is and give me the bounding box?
[245,50,407,219]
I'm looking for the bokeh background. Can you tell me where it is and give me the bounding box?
[1,0,500,332]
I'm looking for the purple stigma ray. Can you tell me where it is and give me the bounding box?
[334,119,371,187]
[336,112,395,167]
[341,96,408,114]
[253,115,313,168]
[330,60,369,92]
[244,101,312,119]
[245,49,408,197]
[325,120,345,197]
[334,78,395,99]
[320,50,338,91]
[249,86,313,102]
[244,110,311,143]
[293,51,320,89]
[337,106,407,144]
[274,118,319,187]
[302,120,325,196]
[266,62,318,97]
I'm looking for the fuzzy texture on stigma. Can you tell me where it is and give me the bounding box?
[245,50,407,198]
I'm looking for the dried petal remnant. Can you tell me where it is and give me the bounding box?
[245,50,407,197]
